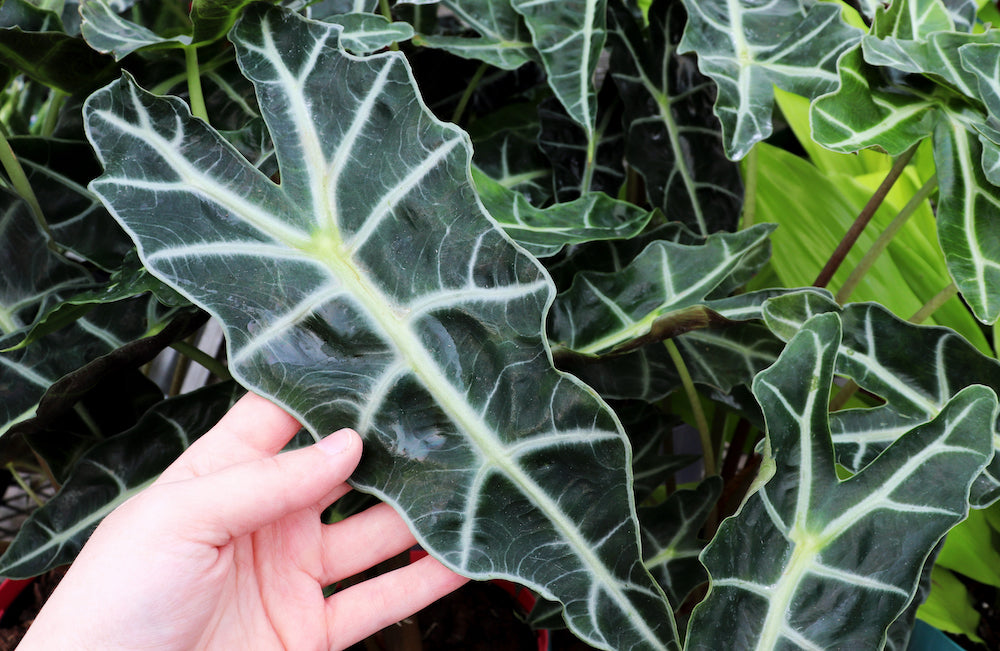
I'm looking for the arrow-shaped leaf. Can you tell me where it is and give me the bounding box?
[84,7,677,649]
[934,118,1000,325]
[549,225,775,356]
[512,0,606,138]
[686,312,996,649]
[677,0,861,160]
[472,166,652,257]
[415,0,536,69]
[762,291,1000,506]
[641,476,721,607]
[608,0,742,235]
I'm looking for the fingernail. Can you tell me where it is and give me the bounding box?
[317,429,354,455]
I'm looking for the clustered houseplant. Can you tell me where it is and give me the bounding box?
[2,0,1000,648]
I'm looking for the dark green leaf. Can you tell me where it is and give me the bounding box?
[84,7,678,648]
[687,312,995,648]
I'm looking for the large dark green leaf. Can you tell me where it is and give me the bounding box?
[677,0,861,159]
[84,7,677,649]
[0,382,243,578]
[762,292,1000,507]
[512,0,606,138]
[608,0,742,234]
[686,312,995,648]
[933,119,1000,325]
[0,0,117,94]
[640,476,721,607]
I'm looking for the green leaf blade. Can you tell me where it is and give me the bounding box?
[84,7,677,649]
[678,0,862,160]
[687,312,996,649]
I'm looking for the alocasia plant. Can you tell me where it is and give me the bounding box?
[2,0,1000,649]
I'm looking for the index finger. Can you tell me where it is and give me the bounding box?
[157,392,303,483]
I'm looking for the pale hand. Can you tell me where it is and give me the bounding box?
[18,393,467,650]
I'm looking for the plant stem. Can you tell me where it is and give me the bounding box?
[665,339,716,476]
[836,174,938,304]
[830,282,957,411]
[378,0,399,50]
[580,128,598,195]
[450,62,488,125]
[741,144,758,230]
[0,127,49,238]
[170,339,232,380]
[184,45,209,123]
[40,90,67,137]
[7,463,45,508]
[908,282,958,324]
[74,403,103,438]
[813,144,918,288]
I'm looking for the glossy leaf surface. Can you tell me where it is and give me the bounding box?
[677,0,861,159]
[415,0,535,69]
[762,292,1000,507]
[473,167,651,257]
[686,313,996,649]
[512,0,606,136]
[608,0,742,234]
[640,476,721,607]
[549,225,775,356]
[84,7,676,649]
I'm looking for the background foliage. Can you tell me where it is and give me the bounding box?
[1,0,1000,649]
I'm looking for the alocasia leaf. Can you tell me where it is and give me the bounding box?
[511,0,606,139]
[414,0,536,69]
[860,0,953,72]
[640,476,721,607]
[556,321,784,402]
[685,312,996,649]
[0,0,117,94]
[608,0,742,235]
[322,12,414,53]
[81,0,192,58]
[934,118,1000,325]
[809,46,937,156]
[549,225,775,356]
[538,86,625,199]
[677,0,861,160]
[472,166,652,257]
[0,382,244,578]
[84,6,677,649]
[21,158,132,271]
[469,105,552,205]
[0,193,197,439]
[762,291,1000,506]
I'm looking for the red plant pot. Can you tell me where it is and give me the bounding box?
[0,577,35,620]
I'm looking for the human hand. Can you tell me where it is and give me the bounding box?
[18,392,468,650]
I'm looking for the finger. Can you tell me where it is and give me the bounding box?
[326,555,469,650]
[318,502,418,585]
[163,428,363,545]
[158,392,303,482]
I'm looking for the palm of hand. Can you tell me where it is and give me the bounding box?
[18,394,466,651]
